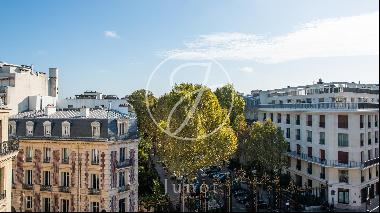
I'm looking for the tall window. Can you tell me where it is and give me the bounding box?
[296,115,300,125]
[9,121,16,136]
[338,189,349,204]
[26,121,34,136]
[360,115,364,128]
[43,121,52,136]
[360,133,365,147]
[44,147,51,163]
[338,170,349,183]
[368,115,372,128]
[91,149,99,165]
[61,199,69,212]
[338,115,349,129]
[286,128,291,139]
[118,121,127,136]
[62,121,70,137]
[296,129,301,140]
[307,130,312,142]
[270,113,274,122]
[286,114,291,124]
[26,146,33,162]
[319,115,325,128]
[119,171,125,187]
[91,202,100,212]
[120,148,126,162]
[263,113,266,121]
[375,131,379,143]
[25,170,33,185]
[368,132,372,145]
[26,196,33,210]
[62,148,69,164]
[306,115,312,127]
[338,133,349,147]
[43,171,50,186]
[61,172,70,187]
[91,121,101,138]
[91,174,100,190]
[338,151,349,164]
[43,198,51,212]
[277,113,282,123]
[375,115,378,127]
[319,132,325,145]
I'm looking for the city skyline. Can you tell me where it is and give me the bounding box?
[0,0,379,98]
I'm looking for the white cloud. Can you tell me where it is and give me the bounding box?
[104,31,119,38]
[165,12,379,63]
[240,66,255,73]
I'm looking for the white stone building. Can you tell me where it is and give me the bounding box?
[254,80,379,209]
[0,61,58,115]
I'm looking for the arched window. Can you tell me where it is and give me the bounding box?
[91,121,101,138]
[26,121,34,136]
[62,121,70,137]
[43,121,52,137]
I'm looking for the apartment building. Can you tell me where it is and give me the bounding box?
[0,106,19,212]
[0,61,58,115]
[10,106,139,212]
[254,80,379,209]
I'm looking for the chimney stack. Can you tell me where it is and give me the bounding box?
[80,107,90,117]
[45,105,56,116]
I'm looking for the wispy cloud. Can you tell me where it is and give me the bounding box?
[164,12,379,63]
[104,31,119,38]
[240,66,255,73]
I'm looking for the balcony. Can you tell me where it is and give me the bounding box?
[43,157,51,163]
[88,188,101,195]
[307,137,312,143]
[91,160,99,165]
[25,157,33,162]
[23,184,34,190]
[117,160,132,169]
[118,184,130,193]
[320,173,325,179]
[59,186,70,193]
[287,151,367,168]
[40,185,52,192]
[0,140,19,157]
[259,102,379,110]
[339,175,349,183]
[307,168,312,175]
[62,158,69,164]
[0,191,6,201]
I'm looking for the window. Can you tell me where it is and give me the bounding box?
[286,114,290,124]
[120,147,126,162]
[320,149,326,161]
[306,115,312,126]
[338,189,349,204]
[361,151,364,163]
[368,115,372,128]
[44,147,51,163]
[9,121,16,136]
[62,121,70,137]
[26,121,34,136]
[26,196,33,209]
[320,167,326,179]
[286,128,291,139]
[338,151,349,164]
[296,159,301,171]
[277,113,282,123]
[319,98,324,103]
[296,129,301,140]
[43,171,50,186]
[270,113,274,122]
[338,115,348,129]
[319,115,325,128]
[307,130,312,142]
[307,147,313,158]
[25,170,33,185]
[368,150,372,160]
[43,197,51,212]
[26,146,33,162]
[91,174,100,190]
[43,121,52,136]
[360,115,364,128]
[296,144,301,155]
[263,113,266,121]
[91,149,99,165]
[119,171,125,187]
[369,168,372,180]
[118,121,127,136]
[307,163,312,174]
[375,148,379,158]
[360,133,364,147]
[62,148,69,164]
[375,131,378,144]
[368,132,372,145]
[61,199,69,212]
[338,170,349,183]
[319,132,325,145]
[338,133,349,147]
[296,115,300,125]
[91,202,100,212]
[375,115,378,127]
[61,172,70,187]
[91,121,101,138]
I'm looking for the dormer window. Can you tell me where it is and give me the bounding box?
[26,121,34,136]
[117,120,128,136]
[91,121,101,138]
[43,121,52,137]
[9,121,16,136]
[62,121,70,137]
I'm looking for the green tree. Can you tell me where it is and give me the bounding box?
[242,120,288,173]
[154,83,238,177]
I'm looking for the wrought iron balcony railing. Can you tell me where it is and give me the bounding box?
[0,140,19,157]
[88,188,101,195]
[118,184,130,193]
[117,160,132,169]
[259,102,379,110]
[22,184,34,190]
[40,185,52,191]
[59,186,70,193]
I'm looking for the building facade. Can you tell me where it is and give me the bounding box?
[253,81,379,209]
[0,61,58,115]
[0,107,19,212]
[10,107,139,212]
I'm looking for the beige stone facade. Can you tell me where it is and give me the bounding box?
[11,138,138,212]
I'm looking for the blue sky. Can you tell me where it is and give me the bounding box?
[0,0,378,98]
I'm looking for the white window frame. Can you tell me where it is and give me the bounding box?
[62,121,70,137]
[91,202,100,212]
[43,197,51,212]
[26,170,33,185]
[43,121,52,136]
[26,146,33,159]
[44,147,51,162]
[26,196,33,209]
[61,172,70,187]
[91,149,99,164]
[62,148,69,163]
[26,121,34,136]
[9,121,16,136]
[61,199,70,212]
[91,121,101,138]
[91,173,100,190]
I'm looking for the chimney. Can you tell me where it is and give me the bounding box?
[49,68,59,98]
[80,107,90,117]
[45,105,56,116]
